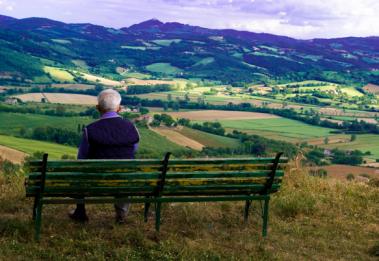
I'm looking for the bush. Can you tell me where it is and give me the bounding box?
[346,173,355,181]
[274,189,317,218]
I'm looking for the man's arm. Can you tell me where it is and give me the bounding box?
[77,128,89,159]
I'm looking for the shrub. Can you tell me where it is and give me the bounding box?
[346,173,355,181]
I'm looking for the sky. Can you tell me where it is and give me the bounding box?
[0,0,379,39]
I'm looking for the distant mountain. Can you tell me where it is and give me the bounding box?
[0,14,379,85]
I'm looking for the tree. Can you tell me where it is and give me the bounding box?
[350,134,357,142]
[324,137,329,145]
[167,94,172,101]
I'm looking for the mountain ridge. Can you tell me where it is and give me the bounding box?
[0,14,379,85]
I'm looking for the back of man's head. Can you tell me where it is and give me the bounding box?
[97,89,122,112]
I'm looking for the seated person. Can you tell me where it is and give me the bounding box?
[69,89,140,224]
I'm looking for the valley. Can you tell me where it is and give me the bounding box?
[0,14,378,181]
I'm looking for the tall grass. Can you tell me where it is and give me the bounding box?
[0,161,378,260]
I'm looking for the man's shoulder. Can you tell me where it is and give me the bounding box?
[87,117,135,129]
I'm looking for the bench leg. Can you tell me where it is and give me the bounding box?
[155,202,161,232]
[32,196,38,220]
[34,199,43,241]
[262,198,270,237]
[244,200,251,222]
[144,202,150,222]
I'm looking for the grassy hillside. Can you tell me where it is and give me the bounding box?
[136,127,191,158]
[322,134,379,159]
[0,112,92,135]
[219,118,334,139]
[177,127,241,148]
[0,135,77,159]
[0,165,377,259]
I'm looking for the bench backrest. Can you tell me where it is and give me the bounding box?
[162,156,287,196]
[26,153,288,198]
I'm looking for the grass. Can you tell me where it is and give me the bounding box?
[0,134,77,158]
[135,127,191,158]
[78,72,121,86]
[218,118,334,139]
[322,134,379,159]
[177,127,241,148]
[0,164,377,259]
[151,39,182,46]
[43,66,74,82]
[0,112,92,135]
[145,63,182,75]
[193,57,215,66]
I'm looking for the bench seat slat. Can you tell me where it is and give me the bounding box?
[27,177,282,189]
[27,170,284,181]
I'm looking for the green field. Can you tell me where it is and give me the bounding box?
[151,39,182,46]
[43,66,75,82]
[194,57,215,66]
[145,63,182,75]
[0,112,92,135]
[178,127,241,148]
[219,118,334,139]
[322,134,379,159]
[134,127,191,158]
[0,134,77,158]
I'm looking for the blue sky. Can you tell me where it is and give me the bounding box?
[0,0,378,39]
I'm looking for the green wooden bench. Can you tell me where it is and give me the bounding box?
[25,152,288,240]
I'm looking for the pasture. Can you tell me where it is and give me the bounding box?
[166,110,279,121]
[0,135,77,159]
[43,66,74,82]
[15,93,98,105]
[145,63,182,75]
[0,112,92,135]
[219,118,333,139]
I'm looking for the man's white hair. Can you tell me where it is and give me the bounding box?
[97,89,122,112]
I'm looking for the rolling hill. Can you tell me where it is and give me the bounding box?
[0,15,379,85]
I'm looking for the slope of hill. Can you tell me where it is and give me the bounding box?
[0,163,377,259]
[0,15,379,85]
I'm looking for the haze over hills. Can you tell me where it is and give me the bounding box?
[0,14,379,85]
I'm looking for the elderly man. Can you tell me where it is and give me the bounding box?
[69,89,140,224]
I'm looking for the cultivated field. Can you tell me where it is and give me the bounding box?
[15,93,97,105]
[219,118,333,139]
[310,164,378,180]
[177,127,240,148]
[0,112,92,135]
[363,83,379,94]
[0,145,26,164]
[136,127,190,157]
[125,77,175,86]
[151,127,204,151]
[322,134,379,159]
[0,135,77,159]
[51,83,95,90]
[145,63,182,75]
[166,110,279,121]
[43,66,75,82]
[77,72,122,86]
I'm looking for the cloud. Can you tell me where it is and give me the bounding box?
[0,0,14,11]
[2,0,379,38]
